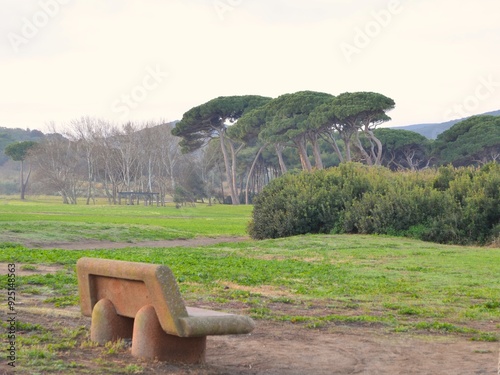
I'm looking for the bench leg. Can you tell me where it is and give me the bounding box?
[91,298,134,344]
[131,304,206,364]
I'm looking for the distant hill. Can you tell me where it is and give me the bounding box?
[0,127,45,165]
[392,110,500,139]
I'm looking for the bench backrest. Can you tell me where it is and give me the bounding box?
[77,257,189,336]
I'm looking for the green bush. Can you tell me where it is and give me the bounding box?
[249,162,500,245]
[249,170,344,239]
[250,163,375,239]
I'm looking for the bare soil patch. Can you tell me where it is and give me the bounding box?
[25,236,250,250]
[13,305,500,375]
[0,262,63,277]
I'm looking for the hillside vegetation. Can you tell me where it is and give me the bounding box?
[392,109,500,139]
[0,127,44,165]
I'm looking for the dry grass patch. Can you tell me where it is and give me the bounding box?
[221,282,295,298]
[0,262,64,276]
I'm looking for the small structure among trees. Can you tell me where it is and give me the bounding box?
[118,191,160,206]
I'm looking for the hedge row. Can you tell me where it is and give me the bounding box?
[249,163,500,245]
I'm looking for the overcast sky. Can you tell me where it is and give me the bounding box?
[1,0,499,132]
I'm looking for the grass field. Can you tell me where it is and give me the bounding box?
[0,196,252,243]
[0,197,499,374]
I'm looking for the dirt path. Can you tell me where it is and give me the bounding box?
[14,307,500,375]
[207,322,499,375]
[27,236,251,250]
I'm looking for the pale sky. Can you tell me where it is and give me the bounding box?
[1,0,499,132]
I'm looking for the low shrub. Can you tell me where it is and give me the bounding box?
[249,162,500,245]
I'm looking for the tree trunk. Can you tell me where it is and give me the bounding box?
[354,132,373,165]
[403,149,418,171]
[324,133,344,163]
[275,144,288,174]
[147,157,153,192]
[296,138,312,171]
[219,131,239,204]
[19,160,31,200]
[86,155,94,205]
[229,141,242,205]
[19,160,25,200]
[342,133,353,162]
[364,128,383,166]
[23,164,32,199]
[309,134,324,169]
[245,145,265,204]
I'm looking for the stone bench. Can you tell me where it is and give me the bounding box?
[76,257,255,363]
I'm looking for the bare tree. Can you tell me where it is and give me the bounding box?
[32,129,84,204]
[66,117,108,204]
[29,119,197,205]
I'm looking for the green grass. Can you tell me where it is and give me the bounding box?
[0,197,252,244]
[0,321,88,374]
[0,197,499,373]
[1,234,499,340]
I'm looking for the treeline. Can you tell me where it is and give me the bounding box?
[172,92,499,204]
[12,119,215,204]
[172,91,397,204]
[2,92,499,204]
[249,163,500,245]
[1,118,283,204]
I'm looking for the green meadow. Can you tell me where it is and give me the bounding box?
[0,197,499,373]
[0,196,252,243]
